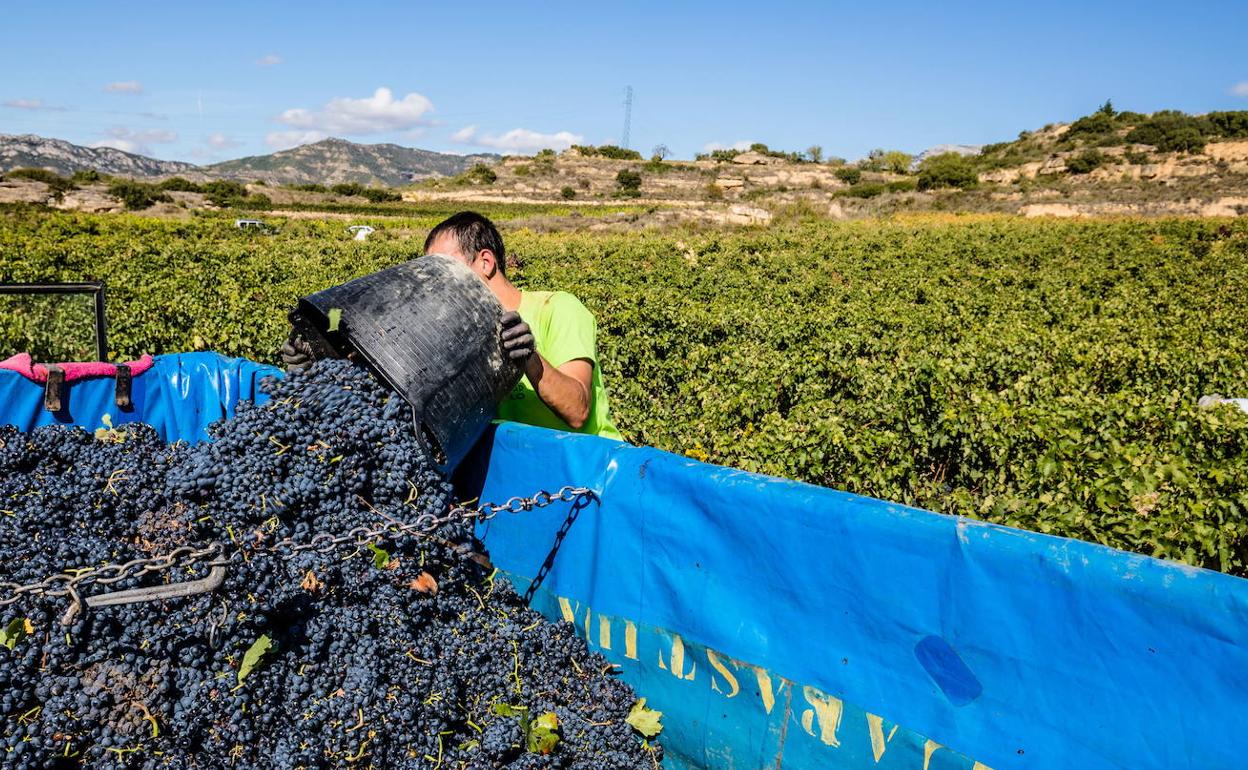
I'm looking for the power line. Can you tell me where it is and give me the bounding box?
[621,85,633,150]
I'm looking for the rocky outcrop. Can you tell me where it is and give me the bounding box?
[0,134,499,186]
[0,134,201,179]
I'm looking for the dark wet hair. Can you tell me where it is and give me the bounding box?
[424,211,506,276]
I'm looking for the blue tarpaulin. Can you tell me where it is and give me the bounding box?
[3,353,1246,770]
[0,352,279,442]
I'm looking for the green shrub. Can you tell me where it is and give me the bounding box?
[69,169,104,184]
[1067,111,1117,139]
[1065,149,1108,174]
[1126,114,1209,153]
[286,183,329,193]
[882,151,913,174]
[1124,149,1151,165]
[330,182,367,197]
[360,188,401,204]
[464,164,497,185]
[1205,111,1248,139]
[7,167,77,199]
[694,149,741,163]
[513,164,532,177]
[530,153,557,175]
[203,180,249,208]
[574,144,642,160]
[158,177,203,193]
[560,186,576,200]
[7,167,63,185]
[239,193,272,209]
[840,182,888,198]
[615,170,642,197]
[107,180,171,210]
[834,167,862,185]
[917,153,978,190]
[887,178,918,193]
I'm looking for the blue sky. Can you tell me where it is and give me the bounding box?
[2,0,1246,163]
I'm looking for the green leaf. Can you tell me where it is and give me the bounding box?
[626,698,663,738]
[527,711,560,755]
[327,307,343,332]
[368,542,390,569]
[491,702,526,718]
[237,634,274,683]
[0,618,32,650]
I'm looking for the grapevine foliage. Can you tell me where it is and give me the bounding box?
[0,360,661,769]
[2,209,1247,572]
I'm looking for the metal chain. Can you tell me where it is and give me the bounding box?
[0,486,593,611]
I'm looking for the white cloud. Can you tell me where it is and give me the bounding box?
[90,127,178,156]
[1232,81,1248,98]
[258,54,283,67]
[702,140,752,153]
[207,132,243,150]
[107,126,177,143]
[276,87,434,135]
[450,125,478,143]
[104,80,143,94]
[90,138,146,154]
[266,129,329,149]
[451,125,583,154]
[3,98,66,111]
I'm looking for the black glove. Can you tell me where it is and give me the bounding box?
[500,311,535,366]
[279,332,316,372]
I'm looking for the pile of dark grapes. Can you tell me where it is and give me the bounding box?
[0,360,661,769]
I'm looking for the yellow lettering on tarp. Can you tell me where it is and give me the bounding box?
[556,597,593,646]
[558,597,579,624]
[754,667,777,714]
[971,763,994,770]
[799,685,843,747]
[598,615,612,650]
[706,649,740,698]
[923,740,944,770]
[624,621,638,660]
[866,713,899,762]
[657,634,697,680]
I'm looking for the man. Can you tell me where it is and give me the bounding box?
[283,211,622,441]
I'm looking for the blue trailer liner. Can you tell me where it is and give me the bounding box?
[2,353,1246,770]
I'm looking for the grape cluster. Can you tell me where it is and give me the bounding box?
[0,360,661,769]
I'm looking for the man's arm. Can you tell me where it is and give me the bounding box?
[525,356,592,429]
[500,310,593,429]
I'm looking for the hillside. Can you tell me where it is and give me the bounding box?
[206,139,499,186]
[0,134,202,179]
[0,134,496,187]
[410,107,1248,220]
[5,106,1248,222]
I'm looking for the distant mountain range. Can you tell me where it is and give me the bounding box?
[0,134,499,186]
[207,139,499,186]
[0,134,203,179]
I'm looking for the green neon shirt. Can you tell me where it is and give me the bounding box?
[496,290,623,441]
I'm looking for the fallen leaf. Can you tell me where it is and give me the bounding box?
[626,698,663,738]
[301,571,324,593]
[367,543,390,569]
[237,634,274,684]
[409,572,439,594]
[528,711,560,754]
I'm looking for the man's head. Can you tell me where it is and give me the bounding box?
[424,211,506,281]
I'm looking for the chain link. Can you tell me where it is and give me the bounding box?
[0,486,593,611]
